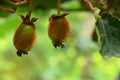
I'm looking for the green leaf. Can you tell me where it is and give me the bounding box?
[96,13,120,58]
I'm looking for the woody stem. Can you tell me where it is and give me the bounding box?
[0,6,16,13]
[84,0,94,10]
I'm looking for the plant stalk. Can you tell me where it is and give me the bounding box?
[27,0,32,16]
[57,0,61,15]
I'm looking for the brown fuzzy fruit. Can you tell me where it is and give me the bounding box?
[13,14,37,56]
[48,13,70,48]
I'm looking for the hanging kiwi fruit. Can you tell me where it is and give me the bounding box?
[48,0,70,48]
[13,0,37,56]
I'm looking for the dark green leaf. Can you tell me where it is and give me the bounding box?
[96,13,120,58]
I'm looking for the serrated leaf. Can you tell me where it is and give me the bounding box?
[96,13,120,58]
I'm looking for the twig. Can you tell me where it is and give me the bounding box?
[8,0,27,6]
[84,0,94,10]
[0,7,16,13]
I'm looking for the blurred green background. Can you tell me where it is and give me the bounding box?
[0,0,120,80]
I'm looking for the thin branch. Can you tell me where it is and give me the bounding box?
[84,0,94,10]
[0,6,16,13]
[8,0,27,6]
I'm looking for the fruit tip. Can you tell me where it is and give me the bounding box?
[17,50,28,57]
[53,42,65,48]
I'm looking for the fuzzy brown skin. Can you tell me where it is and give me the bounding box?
[48,13,70,48]
[13,14,37,56]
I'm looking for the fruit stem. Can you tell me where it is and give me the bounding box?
[57,0,61,15]
[27,0,32,17]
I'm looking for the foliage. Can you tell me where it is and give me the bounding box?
[96,13,120,58]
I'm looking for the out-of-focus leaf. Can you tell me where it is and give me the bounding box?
[61,1,80,9]
[96,13,120,58]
